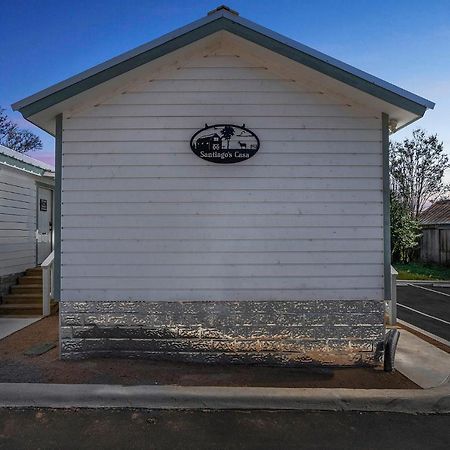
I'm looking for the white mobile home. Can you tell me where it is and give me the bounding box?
[0,145,54,311]
[12,6,434,365]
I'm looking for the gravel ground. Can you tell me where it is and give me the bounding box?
[0,315,418,388]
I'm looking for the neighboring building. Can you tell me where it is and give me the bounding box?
[0,145,54,307]
[419,200,450,265]
[12,6,434,365]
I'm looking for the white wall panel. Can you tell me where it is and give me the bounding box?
[61,51,384,301]
[0,166,37,276]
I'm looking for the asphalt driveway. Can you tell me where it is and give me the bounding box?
[0,409,449,450]
[397,284,450,341]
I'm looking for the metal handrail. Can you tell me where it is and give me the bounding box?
[41,251,54,316]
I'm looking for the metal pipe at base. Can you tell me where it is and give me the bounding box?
[384,329,400,372]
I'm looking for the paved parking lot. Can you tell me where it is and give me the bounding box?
[397,284,450,341]
[0,409,449,450]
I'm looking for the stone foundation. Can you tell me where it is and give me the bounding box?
[60,300,385,366]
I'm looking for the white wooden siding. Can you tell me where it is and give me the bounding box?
[61,51,383,301]
[0,165,37,276]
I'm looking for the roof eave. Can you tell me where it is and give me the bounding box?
[12,11,224,113]
[0,155,48,176]
[391,114,427,134]
[12,9,435,120]
[0,145,55,173]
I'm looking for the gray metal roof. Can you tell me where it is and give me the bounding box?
[420,200,450,226]
[0,144,54,176]
[12,5,435,120]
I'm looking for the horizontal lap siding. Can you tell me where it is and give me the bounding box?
[0,166,36,276]
[63,129,380,142]
[62,141,381,154]
[77,104,376,117]
[62,53,383,301]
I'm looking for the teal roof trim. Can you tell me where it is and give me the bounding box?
[222,20,430,116]
[12,10,434,119]
[15,19,224,118]
[0,153,46,176]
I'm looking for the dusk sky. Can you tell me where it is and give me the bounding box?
[1,0,449,167]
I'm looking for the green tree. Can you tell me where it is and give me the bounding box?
[0,107,42,153]
[390,129,449,218]
[390,193,421,263]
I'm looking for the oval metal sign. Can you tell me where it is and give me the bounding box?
[190,124,260,164]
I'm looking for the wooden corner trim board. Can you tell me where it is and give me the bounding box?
[382,112,391,301]
[53,113,62,300]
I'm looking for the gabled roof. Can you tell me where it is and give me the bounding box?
[0,144,54,176]
[12,5,434,131]
[419,200,450,226]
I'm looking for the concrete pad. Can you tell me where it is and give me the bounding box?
[23,341,57,356]
[396,329,450,389]
[0,318,40,340]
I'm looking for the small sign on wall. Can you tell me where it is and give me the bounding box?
[190,124,259,164]
[40,199,48,212]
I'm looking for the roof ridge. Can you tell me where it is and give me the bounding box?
[208,5,239,16]
[12,7,434,129]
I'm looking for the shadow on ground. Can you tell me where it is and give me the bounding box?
[0,316,417,388]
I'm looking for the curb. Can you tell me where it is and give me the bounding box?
[0,382,449,414]
[397,280,450,287]
[398,319,450,348]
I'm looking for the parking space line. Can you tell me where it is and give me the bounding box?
[397,303,450,325]
[407,283,450,298]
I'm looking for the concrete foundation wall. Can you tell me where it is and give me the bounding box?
[60,299,385,366]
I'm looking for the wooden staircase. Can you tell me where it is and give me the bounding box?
[0,267,58,317]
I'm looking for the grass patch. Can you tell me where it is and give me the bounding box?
[394,262,450,280]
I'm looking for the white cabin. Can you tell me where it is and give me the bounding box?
[0,145,54,300]
[12,6,434,365]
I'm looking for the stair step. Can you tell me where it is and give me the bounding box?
[0,264,57,317]
[19,276,42,285]
[26,267,42,276]
[3,294,42,303]
[0,302,58,316]
[11,285,42,295]
[4,293,42,298]
[3,292,42,303]
[0,303,43,316]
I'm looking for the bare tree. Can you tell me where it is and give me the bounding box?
[0,107,42,153]
[390,129,449,218]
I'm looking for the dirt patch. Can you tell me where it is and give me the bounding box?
[0,316,418,389]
